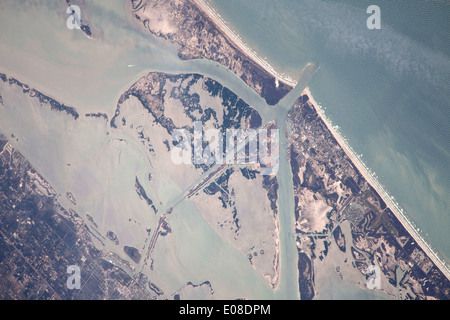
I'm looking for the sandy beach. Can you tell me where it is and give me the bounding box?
[194,0,450,281]
[193,0,297,88]
[303,87,450,279]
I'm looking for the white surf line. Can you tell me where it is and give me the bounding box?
[304,87,450,280]
[195,0,450,281]
[193,0,298,88]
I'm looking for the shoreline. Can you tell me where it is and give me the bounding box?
[193,0,298,88]
[194,0,450,285]
[303,87,450,280]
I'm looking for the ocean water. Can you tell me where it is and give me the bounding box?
[208,0,450,266]
[0,0,290,299]
[0,0,448,300]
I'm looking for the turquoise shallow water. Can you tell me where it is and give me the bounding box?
[0,0,448,300]
[208,0,450,265]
